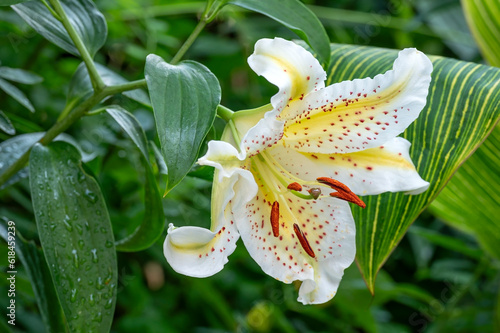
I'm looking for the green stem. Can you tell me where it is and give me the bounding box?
[216,105,234,122]
[0,81,147,187]
[48,0,105,92]
[40,0,61,20]
[170,17,207,65]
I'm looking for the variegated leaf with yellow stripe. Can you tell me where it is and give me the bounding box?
[325,44,500,292]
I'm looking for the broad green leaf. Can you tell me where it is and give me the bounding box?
[429,125,500,259]
[226,0,330,66]
[0,132,92,190]
[462,0,500,66]
[145,55,220,192]
[0,77,34,112]
[0,110,15,135]
[0,66,43,84]
[67,62,150,108]
[12,0,107,57]
[0,222,68,333]
[29,141,117,333]
[106,106,165,252]
[325,44,500,292]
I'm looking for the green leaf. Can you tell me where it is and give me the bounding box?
[462,0,500,66]
[429,125,500,260]
[324,44,500,292]
[0,77,35,112]
[0,132,93,190]
[0,66,43,84]
[29,141,117,333]
[0,222,68,333]
[0,110,15,135]
[145,55,220,192]
[12,0,107,57]
[68,62,150,108]
[106,106,165,252]
[226,0,330,66]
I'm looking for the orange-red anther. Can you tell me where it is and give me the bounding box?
[330,192,366,208]
[293,223,315,258]
[317,177,352,193]
[287,182,303,191]
[270,201,280,237]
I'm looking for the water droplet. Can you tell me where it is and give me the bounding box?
[58,241,67,248]
[0,162,3,169]
[96,277,104,290]
[104,299,113,309]
[105,241,113,248]
[72,314,79,320]
[91,249,98,263]
[104,273,113,285]
[78,240,85,249]
[75,223,83,235]
[50,223,56,231]
[96,210,102,216]
[70,289,78,302]
[89,294,95,306]
[38,183,44,190]
[84,189,97,203]
[100,227,107,234]
[72,249,79,268]
[92,312,102,323]
[63,215,73,231]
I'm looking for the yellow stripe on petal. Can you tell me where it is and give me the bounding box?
[282,48,433,154]
[269,137,429,196]
[248,38,326,113]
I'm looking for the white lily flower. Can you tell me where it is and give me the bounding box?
[164,38,432,304]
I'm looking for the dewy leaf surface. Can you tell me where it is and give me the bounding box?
[325,44,500,292]
[12,0,107,57]
[29,141,117,333]
[0,223,68,333]
[145,55,220,192]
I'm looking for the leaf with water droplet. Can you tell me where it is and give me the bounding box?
[0,224,67,333]
[29,142,117,333]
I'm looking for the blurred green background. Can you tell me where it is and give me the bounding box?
[0,0,499,332]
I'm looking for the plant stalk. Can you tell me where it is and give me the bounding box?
[48,0,105,92]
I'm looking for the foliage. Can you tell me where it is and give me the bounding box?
[0,0,498,332]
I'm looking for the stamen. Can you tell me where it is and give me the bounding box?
[317,177,352,193]
[293,223,315,258]
[308,188,321,199]
[287,182,302,191]
[330,192,366,208]
[317,177,366,208]
[271,201,280,237]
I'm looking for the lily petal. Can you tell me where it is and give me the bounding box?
[248,38,326,113]
[233,158,356,304]
[164,160,258,277]
[198,140,246,180]
[282,48,433,154]
[270,137,429,195]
